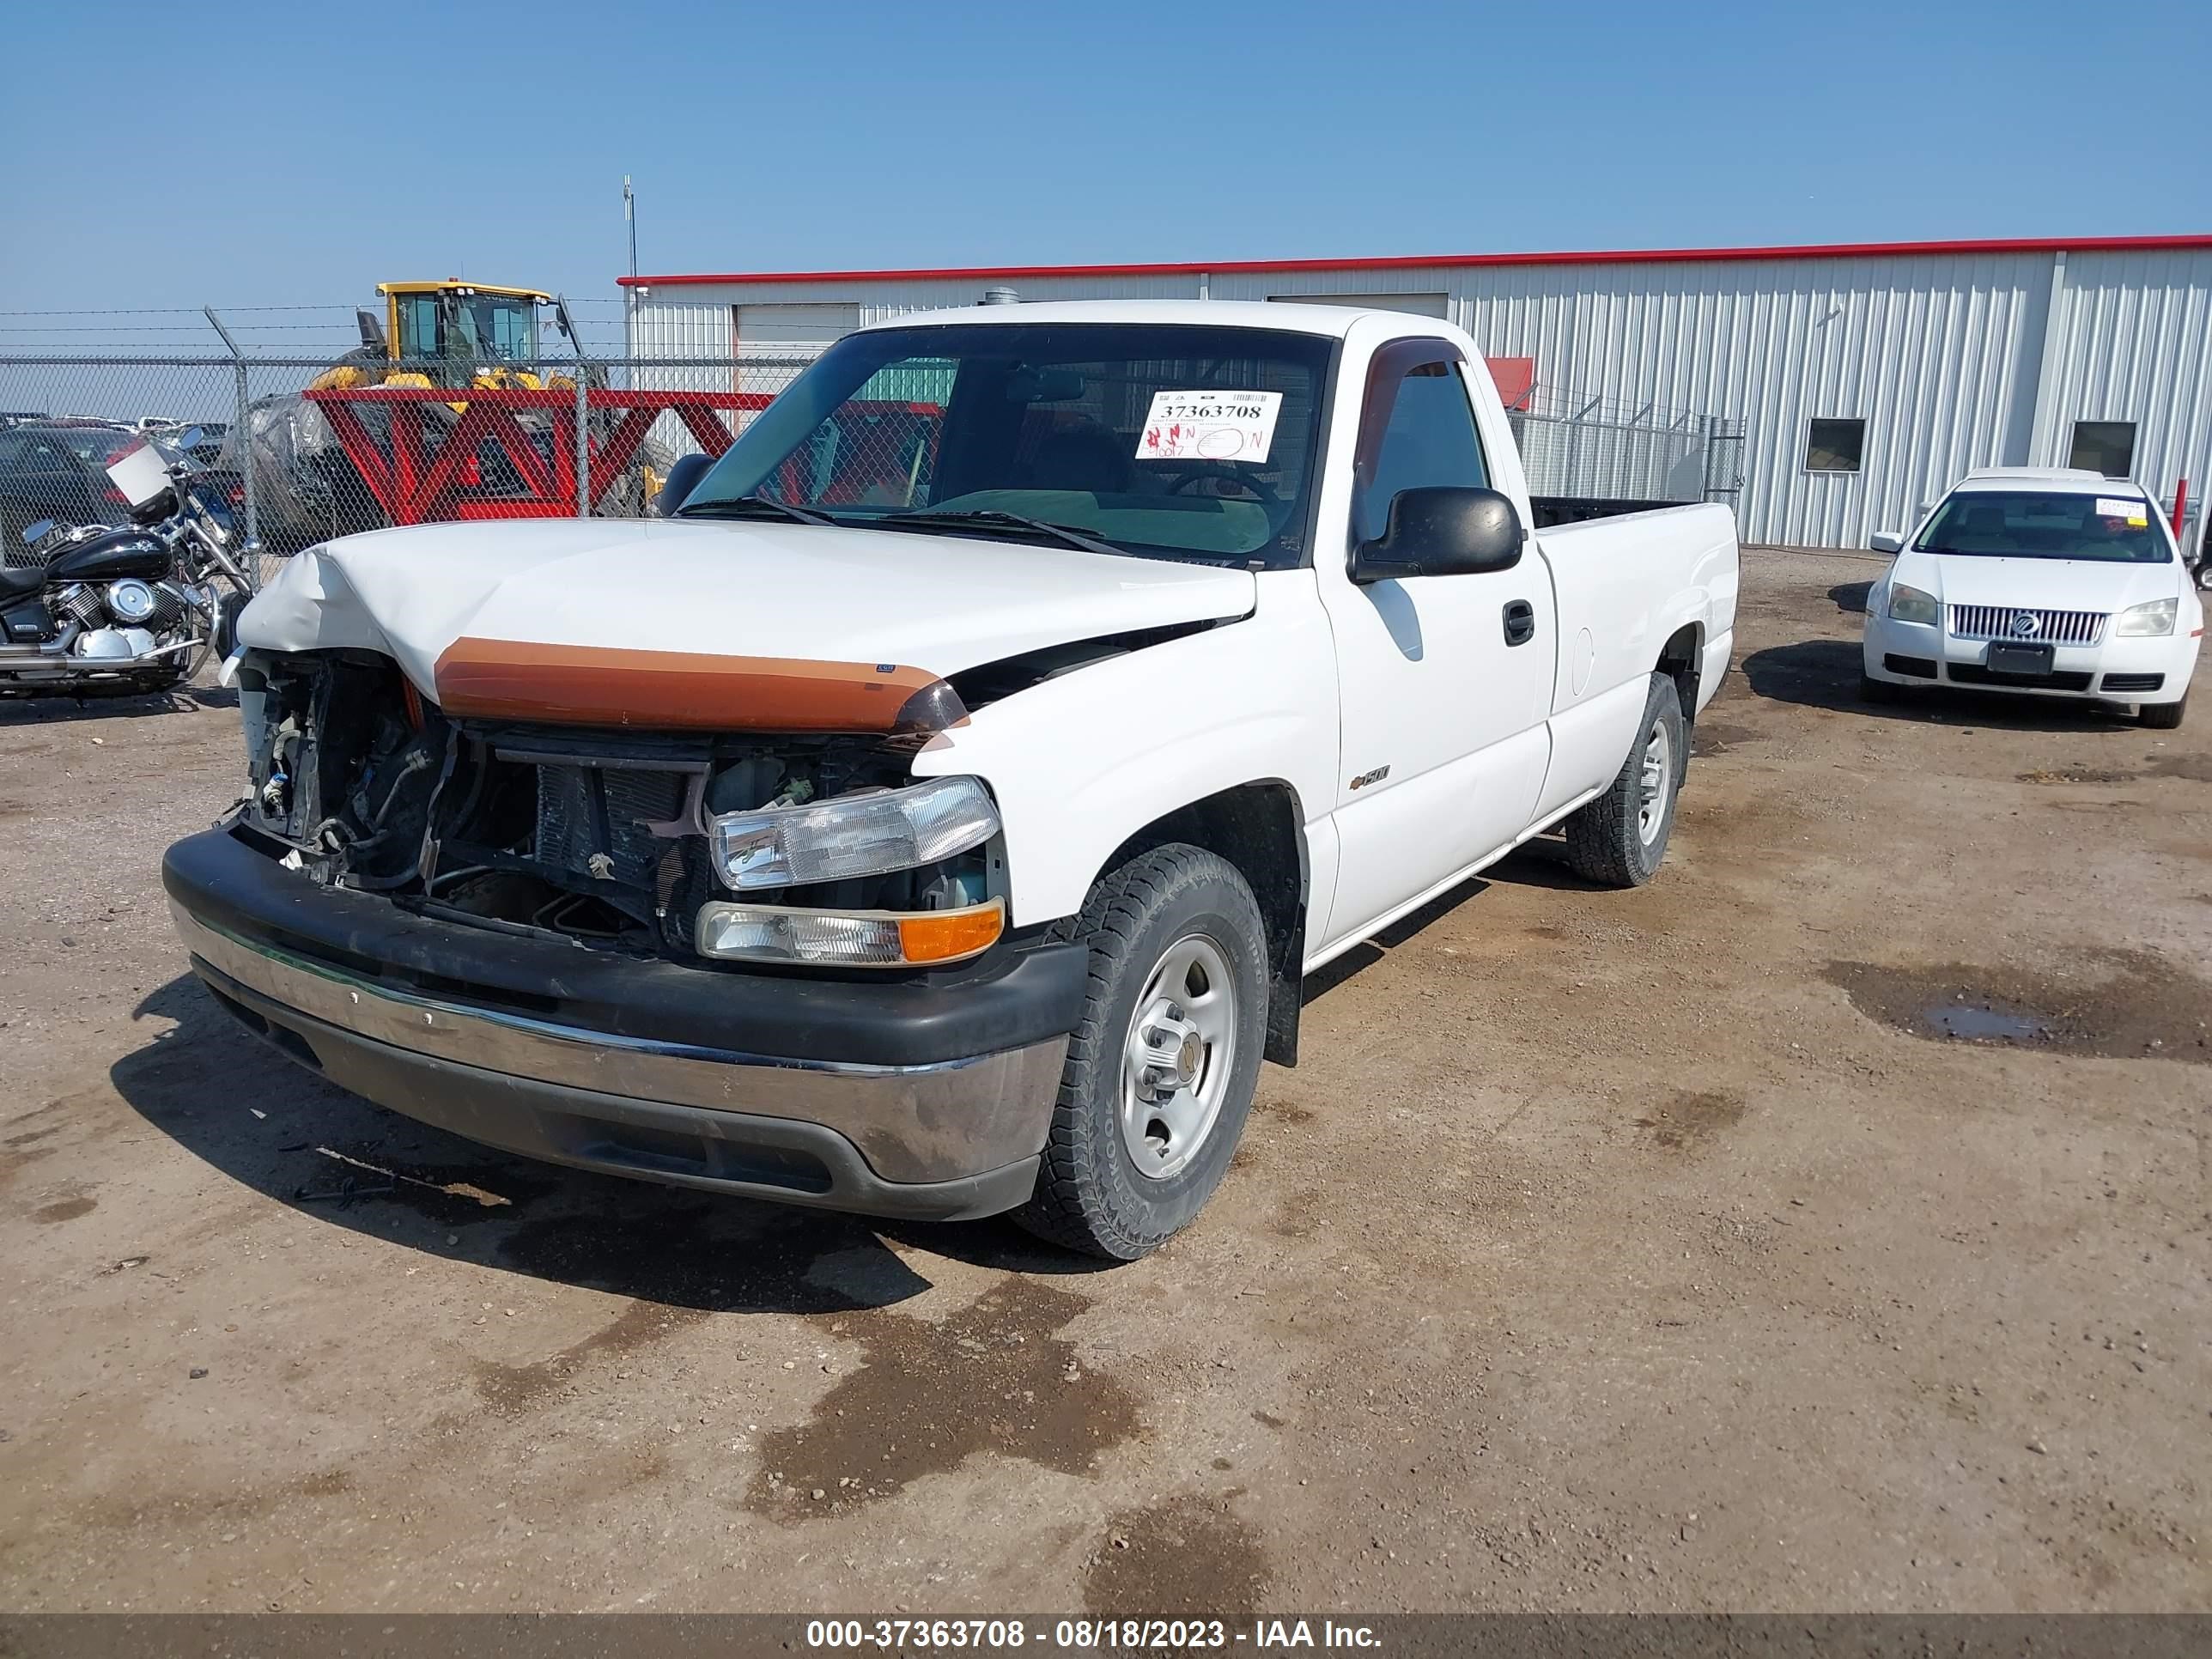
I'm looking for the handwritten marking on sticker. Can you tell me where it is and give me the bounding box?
[2094,495,2149,526]
[1137,390,1283,463]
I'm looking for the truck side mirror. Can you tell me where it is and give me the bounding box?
[1352,486,1524,583]
[657,452,714,517]
[1869,531,1905,555]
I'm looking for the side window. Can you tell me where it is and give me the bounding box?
[1357,355,1489,543]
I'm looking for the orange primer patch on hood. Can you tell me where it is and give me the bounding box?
[431,637,966,733]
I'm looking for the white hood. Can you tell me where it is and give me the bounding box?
[238,518,1256,698]
[1892,549,2185,615]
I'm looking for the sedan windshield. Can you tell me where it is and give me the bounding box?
[680,321,1335,568]
[1914,490,2171,563]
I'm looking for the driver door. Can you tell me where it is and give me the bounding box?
[1312,342,1553,953]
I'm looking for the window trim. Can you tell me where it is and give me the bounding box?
[1351,336,1493,549]
[2066,418,2138,478]
[1802,416,1868,476]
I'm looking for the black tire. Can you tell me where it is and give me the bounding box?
[1563,672,1686,889]
[1013,844,1269,1261]
[2141,693,2187,731]
[1859,671,1901,705]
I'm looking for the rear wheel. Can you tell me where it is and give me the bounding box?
[1564,672,1686,888]
[2141,694,2188,731]
[1014,844,1268,1261]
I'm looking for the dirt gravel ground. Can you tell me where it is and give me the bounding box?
[2,546,2208,1614]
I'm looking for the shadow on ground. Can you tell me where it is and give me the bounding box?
[109,971,1109,1316]
[1743,638,2138,730]
[0,684,236,726]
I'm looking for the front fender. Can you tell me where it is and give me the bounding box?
[909,576,1340,927]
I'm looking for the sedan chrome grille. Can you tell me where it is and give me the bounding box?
[1948,605,2106,645]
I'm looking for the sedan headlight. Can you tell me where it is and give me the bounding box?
[1887,583,1940,626]
[2113,598,2178,638]
[708,775,999,890]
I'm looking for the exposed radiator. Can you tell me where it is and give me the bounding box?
[532,764,686,889]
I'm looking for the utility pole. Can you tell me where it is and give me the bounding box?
[624,176,637,281]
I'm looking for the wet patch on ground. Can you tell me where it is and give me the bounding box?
[1253,1096,1317,1126]
[1825,952,2212,1064]
[473,1298,714,1417]
[2145,753,2212,784]
[1083,1492,1270,1619]
[1692,720,1764,757]
[31,1194,96,1224]
[0,1146,57,1190]
[744,1276,1139,1521]
[1635,1091,1747,1150]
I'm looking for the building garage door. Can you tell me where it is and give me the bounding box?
[734,302,862,352]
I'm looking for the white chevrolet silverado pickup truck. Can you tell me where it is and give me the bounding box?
[165,301,1739,1258]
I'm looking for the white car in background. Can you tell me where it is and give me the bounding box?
[1861,468,2203,728]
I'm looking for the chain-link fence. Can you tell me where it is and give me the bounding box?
[0,345,814,559]
[2,305,1747,563]
[1501,383,1743,511]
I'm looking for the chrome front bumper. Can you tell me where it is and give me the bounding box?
[173,904,1067,1220]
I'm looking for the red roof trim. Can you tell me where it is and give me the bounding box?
[618,234,2212,289]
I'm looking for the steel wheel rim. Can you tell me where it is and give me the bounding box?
[1119,933,1237,1182]
[1638,720,1672,846]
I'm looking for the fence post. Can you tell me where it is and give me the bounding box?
[204,307,261,557]
[574,361,591,518]
[1699,414,1720,502]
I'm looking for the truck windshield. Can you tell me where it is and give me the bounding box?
[1914,490,2171,563]
[681,322,1335,568]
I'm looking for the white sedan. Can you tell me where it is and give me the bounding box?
[1862,467,2203,728]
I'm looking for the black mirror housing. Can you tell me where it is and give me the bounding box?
[657,452,714,518]
[1352,486,1524,582]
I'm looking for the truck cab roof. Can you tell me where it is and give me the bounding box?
[859,298,1425,340]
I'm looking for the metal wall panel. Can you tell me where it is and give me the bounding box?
[2036,247,2212,523]
[1446,252,2049,546]
[624,246,2212,548]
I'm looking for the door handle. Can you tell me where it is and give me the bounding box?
[1502,599,1535,646]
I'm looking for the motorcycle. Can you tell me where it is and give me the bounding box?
[0,434,257,695]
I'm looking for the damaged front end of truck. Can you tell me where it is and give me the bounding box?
[228,643,1006,971]
[166,618,1112,1221]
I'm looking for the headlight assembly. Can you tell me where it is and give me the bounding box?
[708,775,999,890]
[1887,584,1940,626]
[696,897,1005,966]
[2113,598,2178,637]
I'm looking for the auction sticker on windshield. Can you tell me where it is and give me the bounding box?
[2095,496,2149,526]
[1137,391,1283,463]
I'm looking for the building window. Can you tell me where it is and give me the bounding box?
[2068,420,2136,477]
[1804,418,1866,474]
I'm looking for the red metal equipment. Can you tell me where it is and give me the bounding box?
[303,385,770,525]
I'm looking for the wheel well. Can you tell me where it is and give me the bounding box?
[1100,781,1307,1067]
[1658,622,1704,721]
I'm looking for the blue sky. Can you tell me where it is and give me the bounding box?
[4,0,2209,315]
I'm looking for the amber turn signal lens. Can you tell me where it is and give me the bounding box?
[896,900,1006,963]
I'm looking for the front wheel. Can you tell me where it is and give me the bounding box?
[2141,694,2188,731]
[1563,672,1686,888]
[1014,844,1269,1261]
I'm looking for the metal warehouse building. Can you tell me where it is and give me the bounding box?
[621,234,2212,551]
